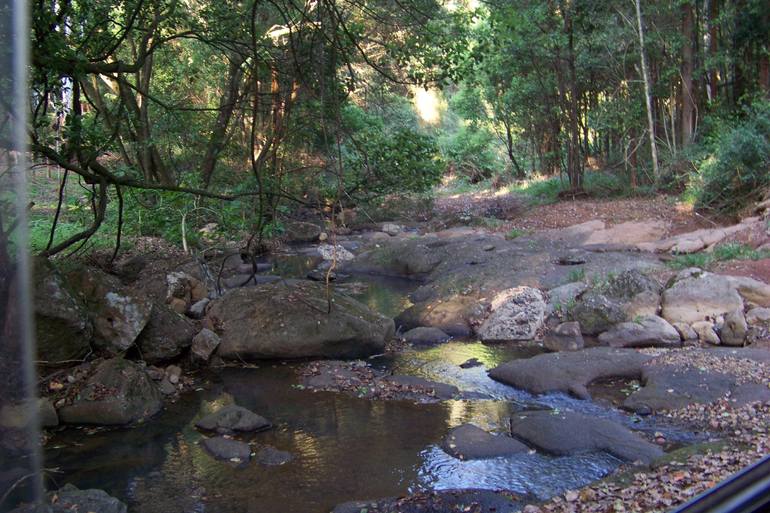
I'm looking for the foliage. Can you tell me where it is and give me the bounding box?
[440,123,503,183]
[693,102,770,216]
[668,243,770,270]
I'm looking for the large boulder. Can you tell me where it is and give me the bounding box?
[662,273,745,324]
[602,270,663,318]
[441,424,528,460]
[489,347,652,399]
[571,292,627,335]
[208,282,394,360]
[597,315,681,348]
[284,221,322,243]
[510,410,663,464]
[66,267,153,354]
[135,304,196,363]
[477,287,546,342]
[57,358,162,425]
[32,258,93,362]
[396,296,485,338]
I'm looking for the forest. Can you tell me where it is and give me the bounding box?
[1,1,770,512]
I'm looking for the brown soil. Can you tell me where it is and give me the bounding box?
[713,258,770,284]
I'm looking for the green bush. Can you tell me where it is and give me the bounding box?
[440,124,503,183]
[695,101,770,216]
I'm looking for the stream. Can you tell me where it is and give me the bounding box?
[43,251,701,513]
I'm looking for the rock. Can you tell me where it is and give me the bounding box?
[158,378,176,395]
[441,424,528,460]
[255,446,293,465]
[208,281,394,360]
[307,269,337,281]
[165,365,182,384]
[623,365,736,413]
[544,321,584,352]
[166,271,207,308]
[510,410,663,463]
[169,297,187,314]
[58,358,162,425]
[721,308,748,346]
[135,304,196,363]
[482,244,496,251]
[746,307,770,325]
[381,223,402,236]
[332,490,524,513]
[547,282,588,316]
[571,292,627,335]
[201,436,251,462]
[460,358,483,369]
[723,275,770,307]
[66,267,153,354]
[222,274,282,289]
[382,375,459,400]
[557,251,587,265]
[397,296,484,337]
[345,240,442,276]
[284,221,322,242]
[402,327,451,346]
[662,273,745,324]
[672,322,698,341]
[47,484,127,513]
[692,321,721,345]
[188,298,210,319]
[729,383,770,406]
[318,244,355,262]
[598,315,681,348]
[489,347,652,399]
[32,258,93,362]
[38,398,58,428]
[196,405,271,434]
[191,328,221,363]
[478,287,546,342]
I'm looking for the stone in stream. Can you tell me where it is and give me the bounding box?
[135,304,197,363]
[57,358,162,425]
[441,424,528,460]
[66,266,154,354]
[460,358,483,369]
[510,410,663,464]
[10,484,128,513]
[571,292,627,335]
[201,436,252,463]
[32,257,93,362]
[208,281,394,360]
[488,347,652,400]
[544,321,584,352]
[597,315,681,348]
[332,489,525,513]
[397,296,485,338]
[195,405,271,434]
[623,365,737,414]
[477,286,546,342]
[255,445,293,466]
[382,375,460,400]
[402,327,451,346]
[191,328,221,363]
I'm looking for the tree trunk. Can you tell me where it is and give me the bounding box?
[681,1,696,146]
[635,0,660,182]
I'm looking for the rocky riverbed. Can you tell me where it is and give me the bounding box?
[10,212,770,513]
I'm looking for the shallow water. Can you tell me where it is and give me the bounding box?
[43,269,697,513]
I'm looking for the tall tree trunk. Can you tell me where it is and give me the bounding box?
[681,1,696,146]
[635,0,660,182]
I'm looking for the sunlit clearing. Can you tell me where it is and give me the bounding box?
[413,87,441,125]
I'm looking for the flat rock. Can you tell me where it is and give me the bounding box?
[201,436,251,462]
[255,445,293,465]
[544,321,584,352]
[383,375,459,400]
[195,405,271,434]
[402,327,451,345]
[598,315,681,348]
[441,424,528,460]
[58,358,162,425]
[489,347,652,399]
[208,281,394,360]
[510,410,663,463]
[478,286,546,342]
[623,365,737,413]
[332,489,524,513]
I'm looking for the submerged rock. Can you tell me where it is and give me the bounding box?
[402,327,451,345]
[57,358,162,425]
[489,347,651,399]
[477,286,546,342]
[195,405,271,434]
[201,436,251,463]
[208,281,394,360]
[255,445,293,466]
[11,484,128,513]
[510,410,663,463]
[597,315,681,348]
[441,424,528,460]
